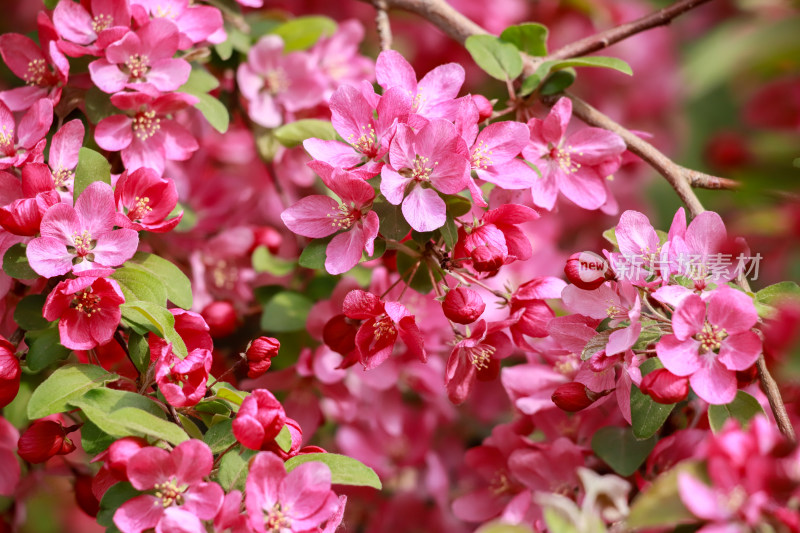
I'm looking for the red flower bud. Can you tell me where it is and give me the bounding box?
[564,251,612,290]
[471,94,493,121]
[0,336,20,408]
[74,474,100,517]
[471,244,504,272]
[232,389,286,450]
[17,420,78,463]
[201,301,238,338]
[552,382,596,412]
[245,336,280,379]
[639,368,689,404]
[323,314,358,356]
[102,436,148,480]
[251,226,283,254]
[443,287,486,324]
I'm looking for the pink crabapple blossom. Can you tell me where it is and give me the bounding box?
[52,0,131,57]
[0,98,53,170]
[130,0,226,50]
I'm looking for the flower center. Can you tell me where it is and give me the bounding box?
[470,140,494,170]
[264,503,292,532]
[92,14,113,33]
[326,203,359,231]
[69,230,96,259]
[373,315,395,340]
[24,58,48,86]
[129,196,152,221]
[697,322,727,353]
[468,344,495,370]
[549,145,582,174]
[154,5,177,19]
[211,260,236,290]
[0,125,14,154]
[126,54,150,80]
[154,479,185,508]
[410,90,426,113]
[400,154,437,182]
[133,110,161,140]
[348,124,378,158]
[489,471,513,496]
[52,167,74,191]
[71,289,101,316]
[264,69,289,95]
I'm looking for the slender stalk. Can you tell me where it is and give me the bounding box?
[373,0,393,51]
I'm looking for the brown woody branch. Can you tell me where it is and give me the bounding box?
[373,0,394,51]
[365,0,795,442]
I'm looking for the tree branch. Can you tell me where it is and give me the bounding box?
[544,0,715,62]
[373,0,394,51]
[364,0,795,442]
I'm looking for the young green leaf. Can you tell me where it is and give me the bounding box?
[74,147,111,199]
[25,328,71,373]
[630,358,676,439]
[4,243,39,280]
[591,426,656,477]
[126,252,193,309]
[465,34,523,81]
[285,453,382,489]
[270,16,337,52]
[260,292,313,332]
[27,364,118,419]
[500,23,548,57]
[707,390,764,433]
[274,119,337,148]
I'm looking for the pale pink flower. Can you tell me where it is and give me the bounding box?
[42,276,125,350]
[522,97,625,211]
[236,35,326,128]
[95,91,198,175]
[27,181,139,277]
[245,451,341,533]
[113,440,223,533]
[281,169,379,275]
[89,18,190,95]
[656,286,762,404]
[47,119,85,202]
[130,0,225,49]
[52,0,131,57]
[310,19,374,99]
[380,119,470,231]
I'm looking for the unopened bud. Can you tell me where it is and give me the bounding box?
[17,420,78,463]
[471,244,504,272]
[201,301,238,338]
[639,368,689,404]
[245,336,280,378]
[443,287,486,324]
[0,336,20,408]
[564,251,612,290]
[552,382,597,412]
[471,94,493,121]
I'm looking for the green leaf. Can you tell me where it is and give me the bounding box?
[708,390,765,433]
[25,328,71,373]
[216,448,257,492]
[194,93,229,133]
[476,522,536,533]
[81,420,116,455]
[43,0,60,9]
[756,281,800,306]
[112,266,168,306]
[630,358,675,439]
[627,461,704,528]
[27,364,118,419]
[97,483,139,528]
[126,252,192,309]
[581,330,614,360]
[85,87,116,124]
[270,16,337,52]
[285,453,382,489]
[4,243,38,280]
[441,218,458,249]
[543,508,580,533]
[444,194,473,217]
[603,227,618,248]
[127,332,150,375]
[120,301,188,359]
[539,69,576,96]
[14,294,49,331]
[74,147,111,199]
[179,67,220,94]
[374,200,412,241]
[591,426,656,477]
[203,418,237,454]
[298,238,330,270]
[260,292,313,332]
[69,388,174,443]
[275,119,337,148]
[276,425,292,452]
[500,23,548,57]
[551,56,632,76]
[252,246,295,276]
[465,34,523,81]
[178,414,204,440]
[110,407,190,445]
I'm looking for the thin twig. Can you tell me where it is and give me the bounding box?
[373,0,393,51]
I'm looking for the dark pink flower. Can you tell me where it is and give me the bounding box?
[0,163,60,236]
[281,169,379,275]
[17,419,79,463]
[43,276,125,350]
[148,308,213,358]
[656,286,762,405]
[455,204,539,273]
[245,451,340,533]
[304,84,410,175]
[342,289,426,369]
[446,320,512,404]
[0,417,20,497]
[130,0,225,50]
[93,436,148,481]
[639,368,689,404]
[113,440,224,533]
[0,335,20,408]
[523,97,625,211]
[155,348,213,408]
[506,276,566,350]
[236,35,325,128]
[214,490,249,533]
[245,336,280,379]
[95,91,198,175]
[52,0,131,57]
[114,167,182,233]
[0,98,53,170]
[89,18,190,94]
[27,181,139,277]
[0,18,69,111]
[232,389,287,451]
[375,49,464,120]
[380,119,470,231]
